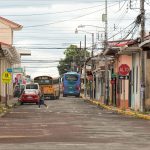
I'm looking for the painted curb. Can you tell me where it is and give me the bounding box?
[81,95,150,120]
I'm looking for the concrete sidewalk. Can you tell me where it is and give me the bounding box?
[81,96,150,120]
[0,97,18,116]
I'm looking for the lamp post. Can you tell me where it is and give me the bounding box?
[75,28,87,98]
[78,24,105,45]
[75,28,94,57]
[75,28,95,99]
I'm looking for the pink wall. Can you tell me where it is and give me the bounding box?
[114,55,132,108]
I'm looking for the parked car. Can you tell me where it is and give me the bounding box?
[18,83,40,105]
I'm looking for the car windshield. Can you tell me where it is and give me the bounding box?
[65,74,78,81]
[26,84,38,89]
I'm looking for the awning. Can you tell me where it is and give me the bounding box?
[139,39,150,49]
[103,47,120,56]
[118,47,141,55]
[0,42,21,64]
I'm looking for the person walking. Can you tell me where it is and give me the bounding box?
[38,94,48,108]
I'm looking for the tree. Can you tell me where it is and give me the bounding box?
[57,44,90,75]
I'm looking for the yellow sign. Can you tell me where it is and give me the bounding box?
[2,71,11,83]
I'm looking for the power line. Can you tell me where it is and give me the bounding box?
[23,2,122,28]
[108,20,136,40]
[23,9,101,28]
[1,4,104,17]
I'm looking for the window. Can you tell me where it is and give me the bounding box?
[65,74,78,81]
[26,84,38,89]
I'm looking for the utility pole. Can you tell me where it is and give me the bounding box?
[91,33,95,99]
[79,41,82,73]
[140,0,145,112]
[84,35,87,98]
[103,0,109,105]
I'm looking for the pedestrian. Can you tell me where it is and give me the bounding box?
[38,94,48,108]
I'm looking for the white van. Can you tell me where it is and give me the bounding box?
[24,83,41,95]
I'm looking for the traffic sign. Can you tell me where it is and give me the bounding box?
[7,68,13,73]
[119,64,130,76]
[2,71,11,83]
[118,75,129,80]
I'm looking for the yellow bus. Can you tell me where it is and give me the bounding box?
[34,76,60,100]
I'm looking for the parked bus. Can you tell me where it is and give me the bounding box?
[34,76,60,100]
[62,72,81,97]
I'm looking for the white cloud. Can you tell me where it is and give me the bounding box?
[0,0,145,78]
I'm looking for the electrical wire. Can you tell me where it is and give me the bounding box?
[1,4,104,17]
[108,20,136,40]
[23,2,121,28]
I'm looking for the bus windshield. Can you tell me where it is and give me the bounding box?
[34,79,52,85]
[26,84,38,89]
[65,74,78,81]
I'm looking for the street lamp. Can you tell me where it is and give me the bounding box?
[75,28,95,99]
[77,24,105,46]
[75,28,87,98]
[75,28,94,57]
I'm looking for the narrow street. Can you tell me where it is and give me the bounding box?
[0,97,150,150]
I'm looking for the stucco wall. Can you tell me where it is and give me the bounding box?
[0,22,12,45]
[145,57,150,110]
[114,55,132,108]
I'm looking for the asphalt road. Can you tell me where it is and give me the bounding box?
[0,96,150,150]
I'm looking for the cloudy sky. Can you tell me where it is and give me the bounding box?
[0,0,149,78]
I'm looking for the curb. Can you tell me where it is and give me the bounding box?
[0,102,19,117]
[82,96,150,120]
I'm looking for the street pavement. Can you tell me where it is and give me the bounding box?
[0,96,150,150]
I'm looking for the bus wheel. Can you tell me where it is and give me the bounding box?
[76,94,80,98]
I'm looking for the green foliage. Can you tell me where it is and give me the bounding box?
[57,44,90,75]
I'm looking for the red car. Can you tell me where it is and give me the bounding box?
[18,90,40,105]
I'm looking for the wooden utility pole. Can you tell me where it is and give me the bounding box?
[140,0,146,112]
[84,35,87,98]
[104,0,109,105]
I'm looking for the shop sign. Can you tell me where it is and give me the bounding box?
[13,67,23,73]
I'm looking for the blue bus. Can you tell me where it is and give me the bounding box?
[62,72,81,97]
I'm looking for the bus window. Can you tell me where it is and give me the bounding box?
[65,74,78,81]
